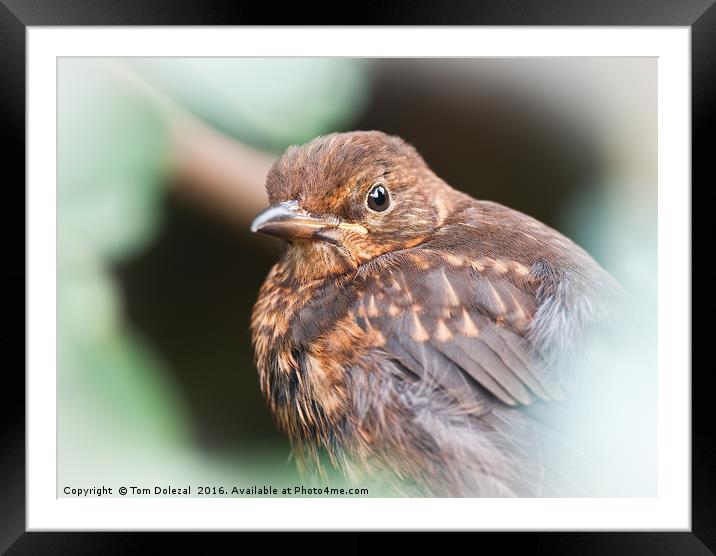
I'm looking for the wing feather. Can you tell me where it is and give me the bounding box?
[353,255,554,410]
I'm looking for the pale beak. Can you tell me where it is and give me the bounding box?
[251,200,367,242]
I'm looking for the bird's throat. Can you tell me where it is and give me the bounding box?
[284,241,359,282]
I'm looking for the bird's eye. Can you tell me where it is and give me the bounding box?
[367,183,390,212]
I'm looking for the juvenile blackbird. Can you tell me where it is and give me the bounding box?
[250,131,621,497]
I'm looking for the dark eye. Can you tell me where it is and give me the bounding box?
[367,183,390,212]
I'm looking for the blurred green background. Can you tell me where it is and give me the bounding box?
[58,58,657,496]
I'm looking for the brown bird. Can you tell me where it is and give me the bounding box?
[250,131,621,497]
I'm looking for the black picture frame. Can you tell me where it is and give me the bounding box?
[3,1,709,552]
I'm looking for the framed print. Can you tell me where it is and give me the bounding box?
[4,0,709,551]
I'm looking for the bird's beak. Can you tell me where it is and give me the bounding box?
[250,200,367,241]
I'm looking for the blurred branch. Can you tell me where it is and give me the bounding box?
[170,119,274,227]
[110,61,275,228]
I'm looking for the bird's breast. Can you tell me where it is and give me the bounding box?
[251,262,375,441]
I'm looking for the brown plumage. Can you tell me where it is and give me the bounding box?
[250,131,621,497]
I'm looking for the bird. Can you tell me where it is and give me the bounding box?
[250,130,623,497]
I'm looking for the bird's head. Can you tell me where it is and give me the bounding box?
[251,131,453,279]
